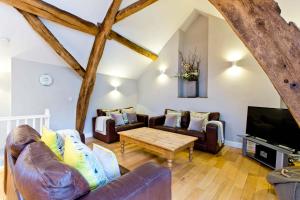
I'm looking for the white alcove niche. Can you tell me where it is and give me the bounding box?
[178,11,208,98]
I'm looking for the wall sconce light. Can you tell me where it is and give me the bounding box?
[159,68,166,75]
[226,61,242,77]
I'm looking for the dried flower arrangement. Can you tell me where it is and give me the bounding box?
[176,50,201,81]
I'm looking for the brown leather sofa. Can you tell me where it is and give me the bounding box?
[149,109,225,154]
[4,125,171,200]
[93,108,148,143]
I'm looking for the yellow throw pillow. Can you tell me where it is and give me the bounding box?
[64,136,108,189]
[41,127,63,160]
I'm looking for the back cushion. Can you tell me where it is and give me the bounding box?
[164,109,190,128]
[14,142,90,200]
[6,125,40,158]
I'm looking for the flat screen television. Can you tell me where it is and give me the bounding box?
[246,106,300,151]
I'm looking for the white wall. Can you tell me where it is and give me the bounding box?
[11,58,138,136]
[137,15,281,144]
[0,57,11,117]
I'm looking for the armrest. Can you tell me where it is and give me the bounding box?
[82,163,171,200]
[149,115,165,127]
[137,114,149,127]
[205,120,225,154]
[106,118,116,133]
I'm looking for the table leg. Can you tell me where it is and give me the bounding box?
[167,159,173,168]
[121,140,125,154]
[189,145,194,162]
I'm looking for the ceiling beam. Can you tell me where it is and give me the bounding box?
[19,10,86,78]
[76,0,122,135]
[108,31,158,60]
[209,0,300,126]
[0,0,158,60]
[115,0,158,23]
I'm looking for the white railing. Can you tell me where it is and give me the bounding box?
[0,109,50,136]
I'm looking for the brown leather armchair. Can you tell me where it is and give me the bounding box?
[5,125,172,200]
[93,108,149,144]
[149,109,225,154]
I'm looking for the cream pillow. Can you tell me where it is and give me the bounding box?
[190,112,210,130]
[188,118,205,131]
[92,144,121,182]
[167,110,181,128]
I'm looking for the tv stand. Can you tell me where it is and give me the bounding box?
[241,136,294,169]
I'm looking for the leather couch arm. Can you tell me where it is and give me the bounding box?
[106,118,116,134]
[205,120,225,154]
[149,115,165,128]
[137,114,149,127]
[81,163,171,200]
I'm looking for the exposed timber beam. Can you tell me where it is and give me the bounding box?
[76,0,122,136]
[0,0,158,60]
[19,10,86,78]
[209,0,300,126]
[115,0,158,23]
[108,31,158,60]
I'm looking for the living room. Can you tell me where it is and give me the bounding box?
[0,0,300,200]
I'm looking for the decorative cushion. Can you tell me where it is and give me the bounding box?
[164,114,177,127]
[166,110,181,127]
[14,141,90,200]
[105,110,120,117]
[190,112,210,130]
[188,118,205,131]
[64,136,108,189]
[111,113,125,126]
[7,125,40,158]
[92,144,121,182]
[122,113,129,124]
[41,127,64,160]
[56,129,81,142]
[126,112,138,124]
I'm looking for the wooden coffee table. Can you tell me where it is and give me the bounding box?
[119,127,198,168]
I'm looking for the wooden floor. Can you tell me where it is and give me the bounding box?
[87,138,277,200]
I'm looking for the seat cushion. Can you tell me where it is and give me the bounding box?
[154,126,177,133]
[14,141,90,200]
[177,128,206,142]
[115,122,144,132]
[7,125,41,159]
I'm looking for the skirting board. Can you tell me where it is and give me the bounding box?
[225,140,242,149]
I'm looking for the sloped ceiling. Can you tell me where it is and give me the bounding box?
[0,0,299,79]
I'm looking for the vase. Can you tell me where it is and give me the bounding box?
[183,80,197,98]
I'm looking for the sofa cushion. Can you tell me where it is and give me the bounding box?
[111,113,125,126]
[164,114,177,127]
[115,122,144,132]
[126,112,138,124]
[64,136,108,189]
[92,144,121,182]
[177,128,206,142]
[188,118,205,132]
[154,126,177,133]
[14,141,90,200]
[41,127,64,160]
[164,109,190,128]
[7,125,41,159]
